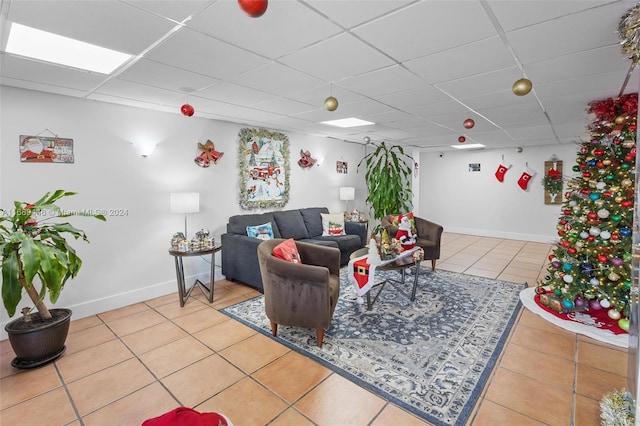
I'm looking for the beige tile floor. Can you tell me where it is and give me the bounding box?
[0,233,629,425]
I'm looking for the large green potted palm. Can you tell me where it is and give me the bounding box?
[358,141,414,235]
[1,190,105,368]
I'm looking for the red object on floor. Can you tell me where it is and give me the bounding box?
[142,407,231,425]
[534,291,627,335]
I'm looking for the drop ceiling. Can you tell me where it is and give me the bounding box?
[1,0,638,151]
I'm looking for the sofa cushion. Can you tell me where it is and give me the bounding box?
[321,213,346,236]
[246,222,274,240]
[228,212,281,238]
[273,210,309,240]
[272,238,302,263]
[300,207,329,238]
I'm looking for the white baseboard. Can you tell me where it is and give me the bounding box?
[0,269,224,341]
[443,226,557,244]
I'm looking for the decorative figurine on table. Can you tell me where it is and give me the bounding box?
[192,229,214,250]
[367,239,382,265]
[171,232,187,250]
[395,216,417,251]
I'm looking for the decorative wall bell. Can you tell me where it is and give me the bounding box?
[298,150,317,168]
[194,140,224,168]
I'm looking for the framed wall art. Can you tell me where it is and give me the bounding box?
[20,134,74,163]
[238,128,290,210]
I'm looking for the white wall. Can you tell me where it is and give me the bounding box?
[0,87,368,336]
[417,144,579,243]
[0,86,586,337]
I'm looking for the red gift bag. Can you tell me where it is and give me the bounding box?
[142,407,232,426]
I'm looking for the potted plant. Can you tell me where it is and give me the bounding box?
[357,141,414,235]
[1,190,105,368]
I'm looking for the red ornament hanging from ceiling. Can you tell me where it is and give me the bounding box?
[181,104,195,117]
[463,118,475,129]
[238,0,268,17]
[458,136,466,143]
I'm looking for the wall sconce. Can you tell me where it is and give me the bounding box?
[131,141,157,157]
[339,187,355,212]
[170,192,200,237]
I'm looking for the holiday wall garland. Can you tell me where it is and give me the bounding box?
[537,93,637,325]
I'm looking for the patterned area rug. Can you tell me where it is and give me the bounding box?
[221,268,524,426]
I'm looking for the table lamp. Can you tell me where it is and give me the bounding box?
[170,192,200,238]
[339,187,355,213]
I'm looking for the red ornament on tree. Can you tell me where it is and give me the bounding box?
[463,118,475,129]
[181,104,195,117]
[238,0,268,17]
[458,136,466,143]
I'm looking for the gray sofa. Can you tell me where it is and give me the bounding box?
[221,207,366,292]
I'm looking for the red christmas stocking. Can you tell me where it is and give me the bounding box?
[494,164,511,182]
[517,167,536,190]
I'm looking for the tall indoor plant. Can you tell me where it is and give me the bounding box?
[1,190,105,367]
[358,141,414,235]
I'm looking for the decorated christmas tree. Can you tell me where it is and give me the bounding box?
[537,93,637,329]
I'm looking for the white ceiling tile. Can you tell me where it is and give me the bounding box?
[405,36,516,84]
[189,1,342,58]
[232,62,326,96]
[252,97,318,115]
[117,59,220,92]
[0,76,89,98]
[486,0,616,32]
[123,0,212,23]
[435,67,522,99]
[279,33,395,81]
[303,0,413,29]
[145,28,270,80]
[1,55,106,91]
[339,65,427,97]
[196,82,276,106]
[353,0,497,62]
[96,79,182,105]
[506,3,632,64]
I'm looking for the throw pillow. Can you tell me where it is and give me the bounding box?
[272,238,302,263]
[246,222,274,240]
[390,212,416,232]
[321,212,346,236]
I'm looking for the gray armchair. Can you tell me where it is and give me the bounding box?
[382,215,444,271]
[257,239,341,348]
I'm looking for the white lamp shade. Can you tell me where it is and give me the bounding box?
[170,192,200,214]
[339,187,355,201]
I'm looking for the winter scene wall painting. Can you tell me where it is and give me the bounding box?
[238,128,290,210]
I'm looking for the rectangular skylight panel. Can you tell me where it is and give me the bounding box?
[321,118,375,128]
[6,22,132,74]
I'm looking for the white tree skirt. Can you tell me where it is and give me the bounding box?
[519,287,629,348]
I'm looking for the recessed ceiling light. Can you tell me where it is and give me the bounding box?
[451,143,486,150]
[6,22,132,74]
[321,118,375,128]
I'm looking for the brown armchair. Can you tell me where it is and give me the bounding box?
[381,215,444,271]
[257,239,341,348]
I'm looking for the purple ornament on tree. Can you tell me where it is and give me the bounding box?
[589,299,602,310]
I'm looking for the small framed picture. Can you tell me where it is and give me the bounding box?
[468,163,481,172]
[336,161,348,174]
[20,135,74,163]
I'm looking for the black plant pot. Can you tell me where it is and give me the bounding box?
[5,308,72,369]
